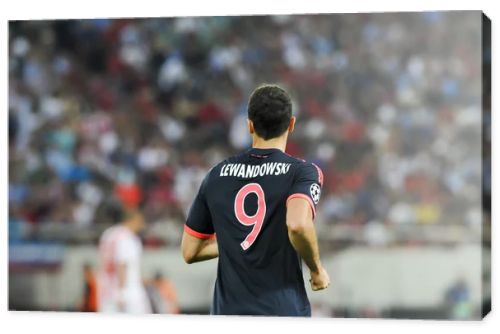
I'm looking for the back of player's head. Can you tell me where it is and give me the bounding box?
[248,84,292,140]
[123,208,140,219]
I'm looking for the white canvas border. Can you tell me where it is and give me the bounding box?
[0,1,497,333]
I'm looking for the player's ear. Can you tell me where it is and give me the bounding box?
[247,119,255,134]
[288,116,296,133]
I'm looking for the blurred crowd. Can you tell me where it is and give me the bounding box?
[9,12,485,247]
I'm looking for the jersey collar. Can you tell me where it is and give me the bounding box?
[248,147,283,155]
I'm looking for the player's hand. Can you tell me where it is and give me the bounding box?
[309,266,330,291]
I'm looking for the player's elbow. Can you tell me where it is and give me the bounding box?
[184,256,196,264]
[182,248,196,264]
[181,241,196,264]
[286,219,307,235]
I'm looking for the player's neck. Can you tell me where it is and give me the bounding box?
[122,222,137,234]
[252,135,287,152]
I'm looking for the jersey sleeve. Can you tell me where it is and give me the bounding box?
[184,174,215,239]
[115,235,136,265]
[286,162,324,219]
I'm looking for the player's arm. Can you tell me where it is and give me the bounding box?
[115,238,132,311]
[286,162,329,291]
[182,173,217,264]
[181,232,218,264]
[286,198,329,290]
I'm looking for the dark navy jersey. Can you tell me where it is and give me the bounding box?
[184,147,323,317]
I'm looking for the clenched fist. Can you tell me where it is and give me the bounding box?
[309,266,330,291]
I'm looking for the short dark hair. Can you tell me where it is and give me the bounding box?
[248,84,292,140]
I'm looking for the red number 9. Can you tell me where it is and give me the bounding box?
[234,183,267,250]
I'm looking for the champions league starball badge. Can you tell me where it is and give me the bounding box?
[310,183,321,204]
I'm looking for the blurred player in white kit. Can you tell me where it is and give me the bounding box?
[97,210,151,314]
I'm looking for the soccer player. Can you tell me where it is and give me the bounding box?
[97,210,151,314]
[181,84,330,317]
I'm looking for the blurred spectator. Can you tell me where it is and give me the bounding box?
[80,263,98,312]
[444,278,473,320]
[145,271,179,314]
[8,13,482,247]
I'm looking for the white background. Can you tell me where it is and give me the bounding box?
[0,0,497,333]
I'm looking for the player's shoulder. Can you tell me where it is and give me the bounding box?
[283,152,320,169]
[282,153,309,166]
[205,150,248,174]
[100,225,117,240]
[286,156,324,186]
[99,225,127,244]
[199,158,230,188]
